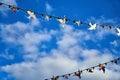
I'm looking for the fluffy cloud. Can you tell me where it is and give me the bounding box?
[110,40,119,47]
[45,3,53,13]
[0,21,120,80]
[2,48,120,80]
[0,52,14,60]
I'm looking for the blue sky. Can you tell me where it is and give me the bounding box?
[0,0,120,80]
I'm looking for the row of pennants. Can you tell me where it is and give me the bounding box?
[45,57,120,80]
[0,2,120,36]
[0,2,120,80]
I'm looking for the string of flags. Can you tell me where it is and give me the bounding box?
[0,2,120,80]
[45,57,120,80]
[0,2,120,36]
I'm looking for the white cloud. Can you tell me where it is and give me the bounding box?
[0,19,52,61]
[2,48,120,80]
[110,40,118,47]
[45,3,53,13]
[1,53,78,80]
[0,17,120,80]
[0,53,14,60]
[0,0,17,16]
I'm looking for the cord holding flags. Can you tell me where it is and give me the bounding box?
[45,57,120,80]
[0,2,120,36]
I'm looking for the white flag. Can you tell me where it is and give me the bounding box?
[116,27,120,36]
[88,22,97,30]
[26,10,36,20]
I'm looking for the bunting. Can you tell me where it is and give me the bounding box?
[0,2,3,6]
[26,10,36,20]
[57,17,68,28]
[99,64,105,73]
[73,20,82,26]
[0,2,120,36]
[116,27,120,36]
[0,2,120,80]
[86,68,93,73]
[45,57,120,80]
[88,22,97,30]
[8,5,17,12]
[74,70,82,79]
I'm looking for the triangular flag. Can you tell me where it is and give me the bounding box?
[92,67,95,70]
[57,17,68,28]
[63,75,69,79]
[45,15,52,21]
[45,15,50,21]
[99,64,105,73]
[87,68,93,73]
[0,2,3,6]
[102,25,111,29]
[111,59,119,64]
[74,70,82,79]
[8,5,17,12]
[54,76,59,80]
[26,10,36,20]
[73,20,81,26]
[88,22,97,30]
[116,27,120,36]
[57,17,67,24]
[51,76,55,80]
[105,63,108,65]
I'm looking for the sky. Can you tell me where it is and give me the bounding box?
[0,0,120,80]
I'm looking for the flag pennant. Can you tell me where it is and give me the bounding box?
[99,64,105,73]
[41,14,52,21]
[53,76,59,80]
[74,70,82,79]
[92,67,95,70]
[87,68,93,73]
[57,17,68,28]
[73,20,81,26]
[45,15,52,21]
[57,17,67,23]
[111,59,119,64]
[114,60,118,64]
[0,2,3,6]
[63,75,69,79]
[45,15,50,21]
[88,22,97,30]
[102,25,112,29]
[105,63,108,65]
[26,10,36,20]
[51,76,54,80]
[116,27,120,36]
[8,5,17,12]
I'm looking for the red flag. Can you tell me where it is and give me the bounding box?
[9,5,17,12]
[74,70,82,79]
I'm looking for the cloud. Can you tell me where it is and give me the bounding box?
[45,3,53,13]
[1,53,78,80]
[0,16,120,80]
[0,0,17,16]
[110,40,119,47]
[1,48,120,80]
[1,23,120,80]
[0,52,14,60]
